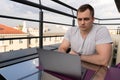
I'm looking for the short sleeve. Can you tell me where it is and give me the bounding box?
[96,27,113,44]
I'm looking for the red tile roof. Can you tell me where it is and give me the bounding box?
[0,24,25,34]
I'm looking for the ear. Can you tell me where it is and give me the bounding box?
[92,17,95,22]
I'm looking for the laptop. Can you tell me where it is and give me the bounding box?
[37,49,81,79]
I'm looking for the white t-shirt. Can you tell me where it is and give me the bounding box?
[64,25,113,55]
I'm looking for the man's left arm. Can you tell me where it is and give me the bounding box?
[80,43,112,66]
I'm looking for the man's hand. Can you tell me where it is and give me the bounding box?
[69,50,79,55]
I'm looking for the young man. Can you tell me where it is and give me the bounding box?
[58,4,113,79]
[58,4,112,80]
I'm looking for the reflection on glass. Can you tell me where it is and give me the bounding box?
[0,58,41,80]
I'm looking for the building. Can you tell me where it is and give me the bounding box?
[20,23,65,47]
[0,23,65,52]
[0,24,28,52]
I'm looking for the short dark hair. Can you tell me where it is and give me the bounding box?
[77,4,94,17]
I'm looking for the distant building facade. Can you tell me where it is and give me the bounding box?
[21,23,65,47]
[0,23,66,53]
[0,24,28,53]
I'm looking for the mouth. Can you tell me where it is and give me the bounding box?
[80,26,86,28]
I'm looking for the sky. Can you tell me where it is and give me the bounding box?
[0,0,120,29]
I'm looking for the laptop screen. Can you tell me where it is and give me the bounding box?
[38,49,81,79]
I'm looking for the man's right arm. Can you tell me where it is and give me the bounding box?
[58,39,70,53]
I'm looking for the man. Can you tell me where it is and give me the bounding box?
[58,4,112,66]
[58,4,113,79]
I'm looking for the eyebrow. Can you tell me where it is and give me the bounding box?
[77,17,90,21]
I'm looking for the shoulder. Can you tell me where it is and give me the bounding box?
[93,25,112,44]
[64,27,79,41]
[92,25,108,32]
[67,27,79,34]
[64,26,78,36]
[93,25,107,30]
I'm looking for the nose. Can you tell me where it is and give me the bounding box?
[81,20,85,25]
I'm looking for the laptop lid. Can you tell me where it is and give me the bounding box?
[38,49,81,78]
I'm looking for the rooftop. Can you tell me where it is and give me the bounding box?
[0,24,25,34]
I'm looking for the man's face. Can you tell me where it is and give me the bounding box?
[77,9,94,32]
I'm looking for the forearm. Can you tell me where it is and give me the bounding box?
[81,61,100,71]
[80,54,109,66]
[58,39,70,53]
[58,49,66,53]
[58,47,67,53]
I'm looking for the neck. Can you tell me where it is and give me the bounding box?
[80,29,91,39]
[80,25,93,39]
[80,32,88,39]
